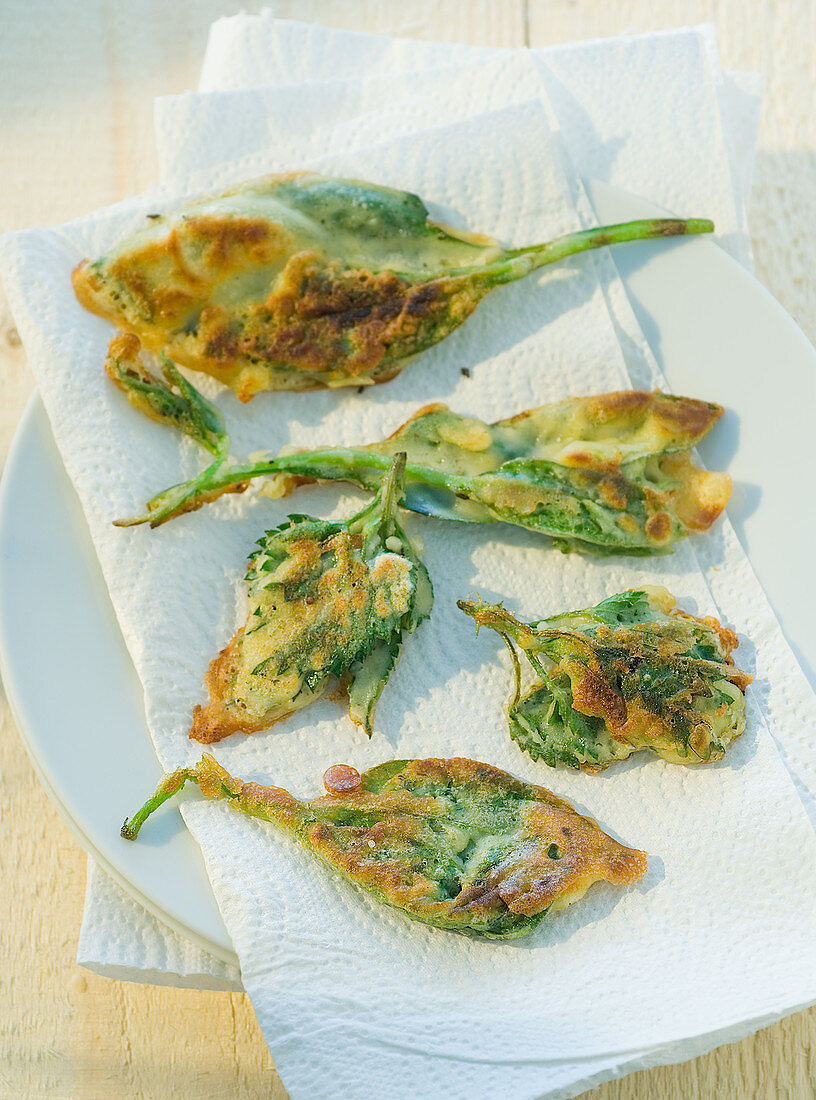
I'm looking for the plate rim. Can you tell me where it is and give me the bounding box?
[0,396,239,966]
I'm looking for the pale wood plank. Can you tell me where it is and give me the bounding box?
[266,0,526,45]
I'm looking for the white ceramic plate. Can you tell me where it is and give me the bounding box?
[2,184,815,967]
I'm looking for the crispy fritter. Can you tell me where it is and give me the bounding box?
[106,334,731,551]
[121,754,647,938]
[76,173,713,401]
[191,455,432,742]
[104,335,730,552]
[74,175,510,400]
[460,586,752,769]
[267,391,731,554]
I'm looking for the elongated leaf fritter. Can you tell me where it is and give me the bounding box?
[191,453,432,742]
[106,340,729,555]
[75,173,713,400]
[459,586,752,770]
[121,754,646,938]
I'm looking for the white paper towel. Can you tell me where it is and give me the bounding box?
[91,23,766,999]
[85,14,815,1096]
[154,14,816,829]
[78,860,241,991]
[6,97,816,1100]
[195,18,758,266]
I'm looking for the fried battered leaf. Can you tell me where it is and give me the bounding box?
[190,452,432,742]
[121,753,646,938]
[75,173,713,401]
[459,586,752,770]
[108,347,729,555]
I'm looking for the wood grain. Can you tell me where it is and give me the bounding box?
[1,2,814,1097]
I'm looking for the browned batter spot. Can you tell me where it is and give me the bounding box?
[589,390,652,419]
[568,664,628,726]
[645,511,672,542]
[596,474,629,510]
[72,177,494,400]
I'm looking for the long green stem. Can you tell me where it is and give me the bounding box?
[233,450,469,495]
[115,448,473,527]
[120,767,197,839]
[464,217,714,286]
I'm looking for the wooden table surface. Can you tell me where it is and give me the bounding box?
[1,2,814,1097]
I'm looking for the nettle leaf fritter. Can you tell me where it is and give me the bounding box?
[191,452,432,743]
[121,754,646,938]
[75,173,713,401]
[459,586,752,770]
[107,345,729,556]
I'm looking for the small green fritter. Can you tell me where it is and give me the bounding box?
[190,452,432,742]
[459,586,752,770]
[121,754,647,938]
[75,172,713,401]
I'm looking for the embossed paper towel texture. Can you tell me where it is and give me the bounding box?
[88,38,711,987]
[95,14,808,1093]
[88,26,763,988]
[87,32,765,996]
[5,101,816,1100]
[195,18,759,266]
